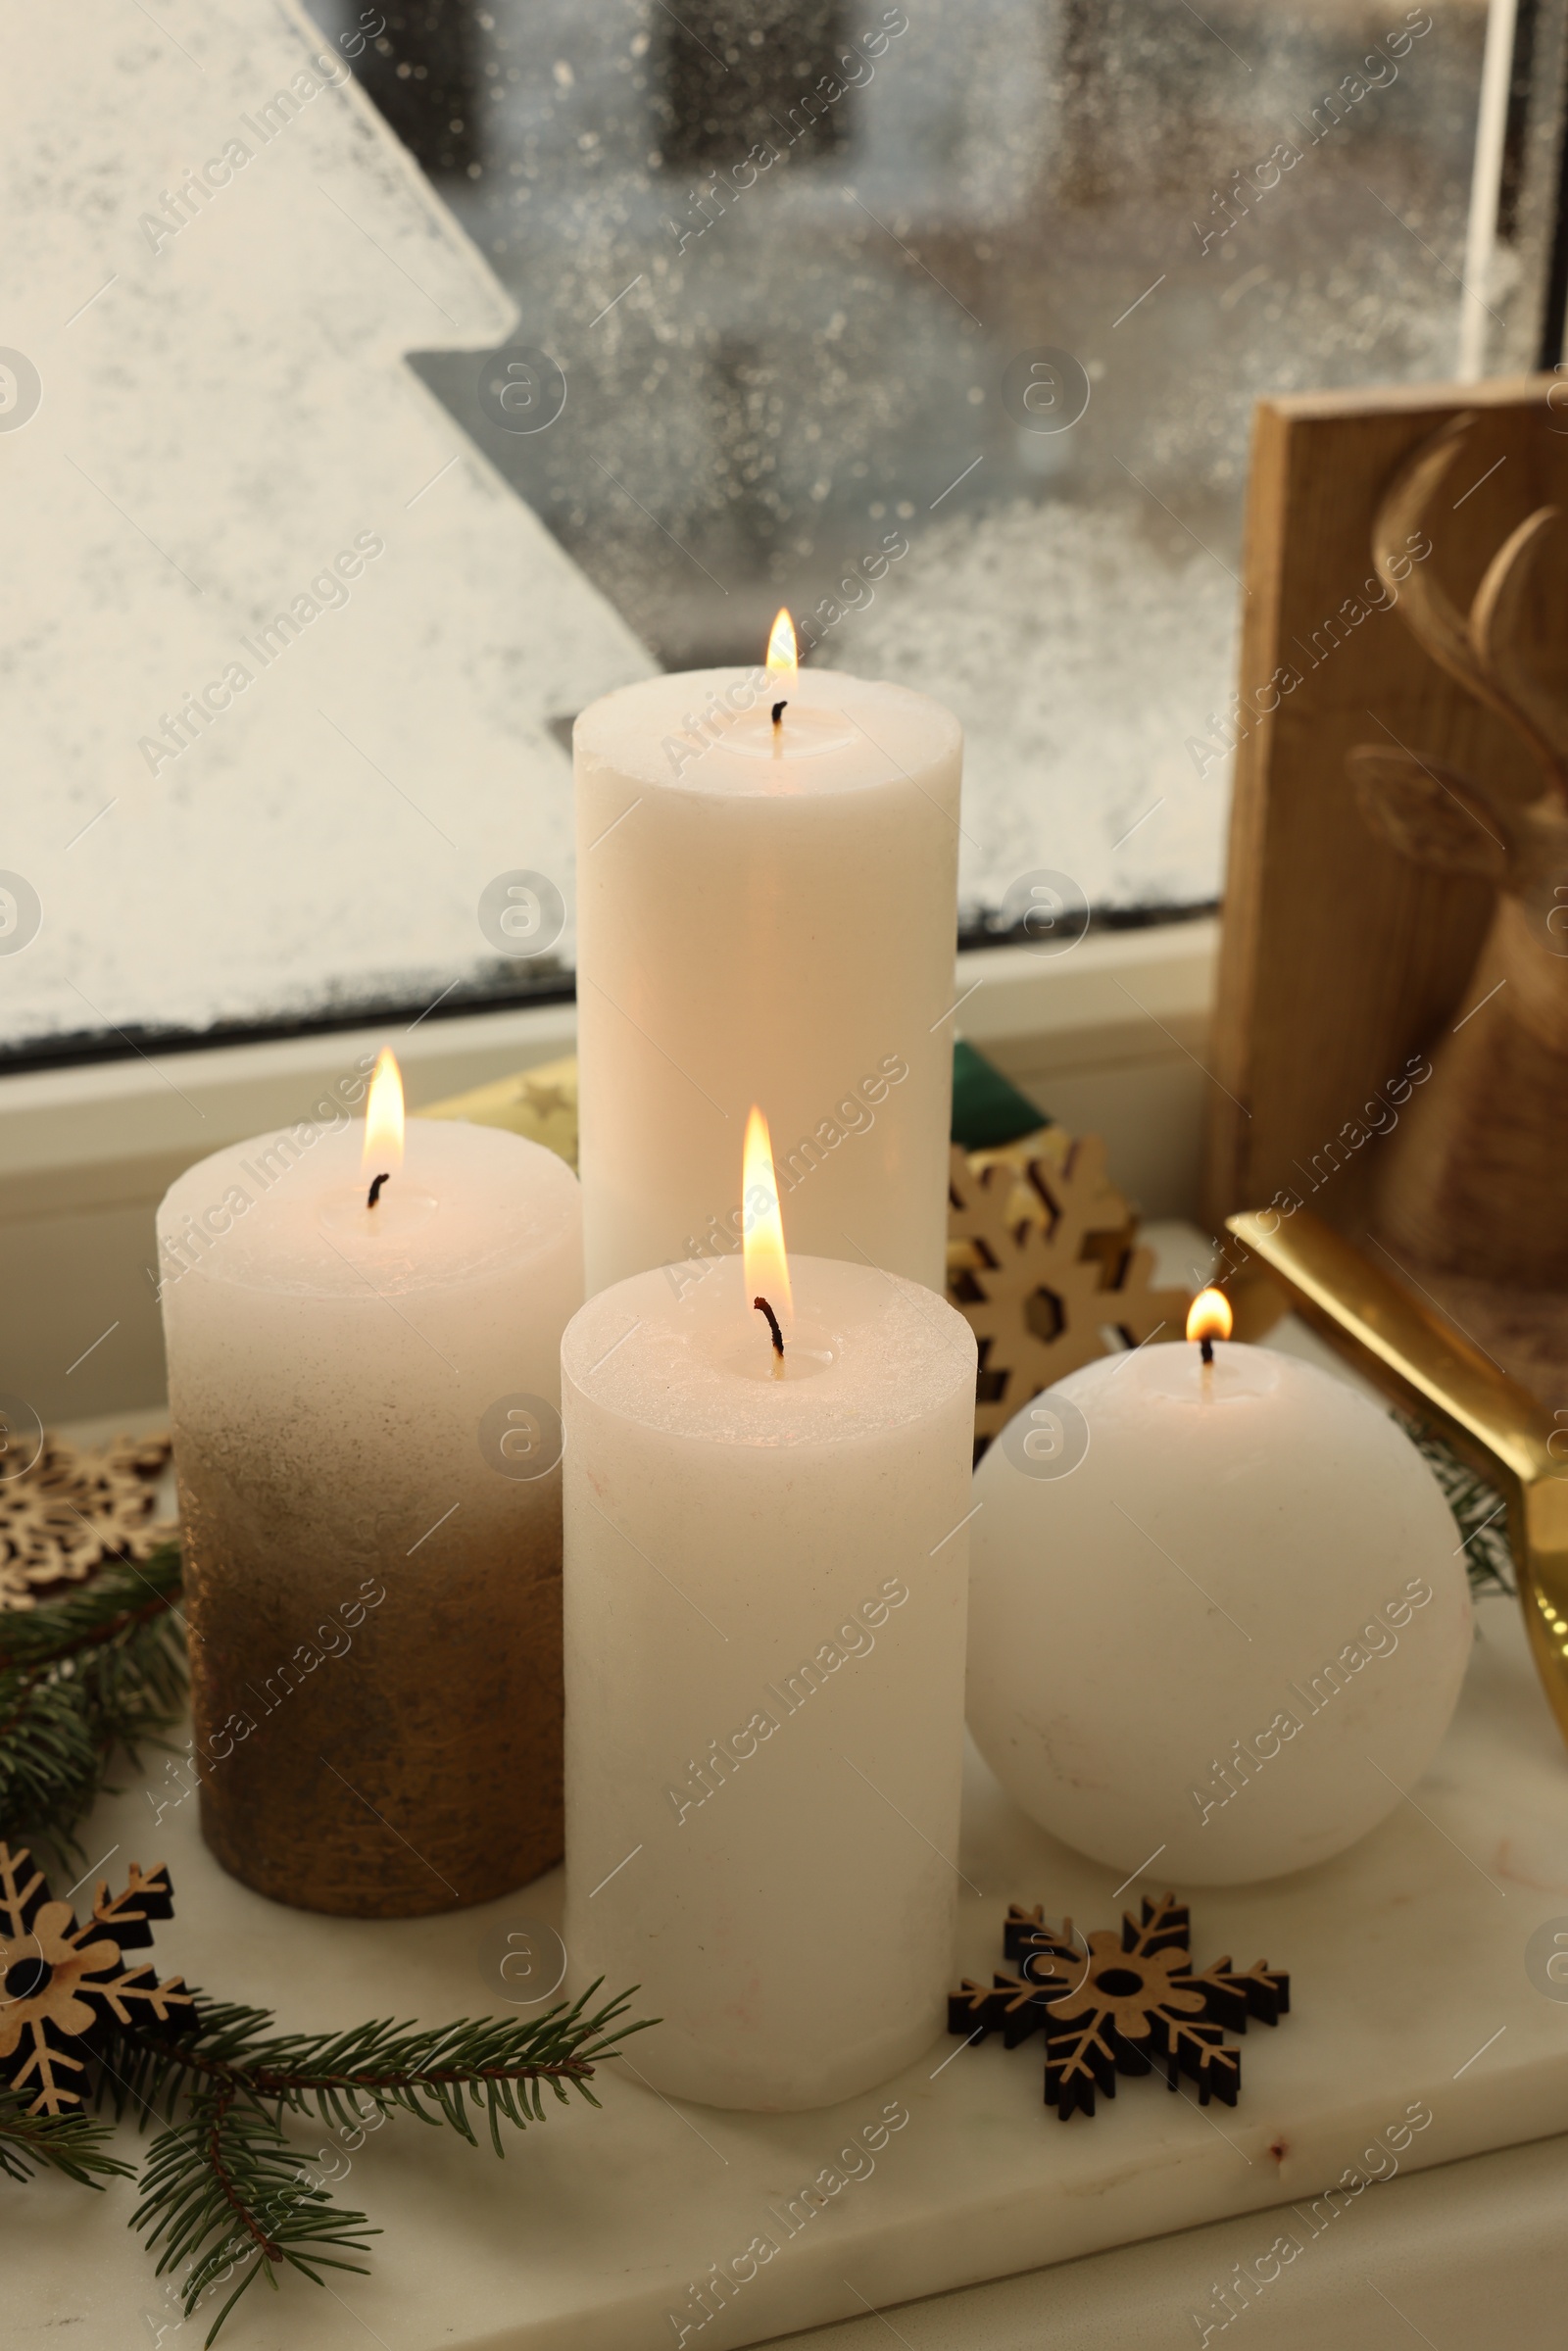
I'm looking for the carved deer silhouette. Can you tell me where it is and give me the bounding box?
[1348,414,1568,1286]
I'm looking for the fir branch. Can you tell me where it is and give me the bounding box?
[101,1997,278,2130]
[108,1980,649,2144]
[1400,1417,1517,1599]
[109,1980,653,2341]
[133,2086,375,2347]
[0,1541,183,1668]
[0,1668,103,1850]
[0,1543,186,1857]
[0,1553,653,2345]
[0,2082,133,2186]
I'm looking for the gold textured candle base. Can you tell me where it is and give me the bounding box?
[1227,1207,1568,1758]
[179,1459,564,1918]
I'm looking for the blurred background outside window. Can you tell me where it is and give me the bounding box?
[10,0,1568,1062]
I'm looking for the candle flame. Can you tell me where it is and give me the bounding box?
[1185,1287,1233,1345]
[362,1047,406,1175]
[742,1105,793,1323]
[765,608,798,685]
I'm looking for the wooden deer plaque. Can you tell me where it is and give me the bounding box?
[1206,374,1568,1398]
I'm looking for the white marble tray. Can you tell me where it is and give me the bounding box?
[12,1569,1568,2351]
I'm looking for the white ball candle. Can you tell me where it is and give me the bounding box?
[561,1115,977,2109]
[157,1056,581,1916]
[966,1301,1473,1886]
[573,628,962,1297]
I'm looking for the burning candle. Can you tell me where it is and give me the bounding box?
[561,1109,977,2110]
[1189,1283,1231,1369]
[573,612,963,1296]
[966,1291,1474,1885]
[156,1051,582,1917]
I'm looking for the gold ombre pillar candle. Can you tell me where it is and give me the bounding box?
[156,1053,582,1917]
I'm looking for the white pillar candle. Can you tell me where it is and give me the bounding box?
[966,1295,1474,1885]
[561,1117,976,2109]
[156,1057,581,1917]
[573,632,962,1297]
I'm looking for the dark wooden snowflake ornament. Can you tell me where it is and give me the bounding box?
[949,1893,1289,2120]
[0,1842,198,2115]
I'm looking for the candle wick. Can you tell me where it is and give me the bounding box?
[754,1295,785,1370]
[1200,1336,1214,1367]
[771,700,787,726]
[367,1171,391,1209]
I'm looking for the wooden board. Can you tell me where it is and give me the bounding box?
[1204,373,1568,1249]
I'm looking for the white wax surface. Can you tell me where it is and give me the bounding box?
[159,1116,581,1498]
[573,665,962,1295]
[968,1343,1474,1885]
[561,1252,977,2110]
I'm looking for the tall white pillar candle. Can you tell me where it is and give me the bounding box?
[561,1246,977,2110]
[157,1085,581,1917]
[573,655,962,1295]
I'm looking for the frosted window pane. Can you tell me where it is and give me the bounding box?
[411,0,1502,933]
[9,0,1559,1058]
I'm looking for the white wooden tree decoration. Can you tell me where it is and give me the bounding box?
[0,0,653,1051]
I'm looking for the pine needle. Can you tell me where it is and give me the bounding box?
[0,2084,133,2186]
[133,2088,377,2347]
[0,1542,186,1861]
[108,1980,652,2340]
[1400,1417,1517,1599]
[0,1545,653,2343]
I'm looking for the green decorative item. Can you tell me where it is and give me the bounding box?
[950,1037,1049,1151]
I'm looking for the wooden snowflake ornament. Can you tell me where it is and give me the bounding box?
[947,1138,1190,1455]
[949,1894,1289,2120]
[0,1843,197,2115]
[0,1430,175,1609]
